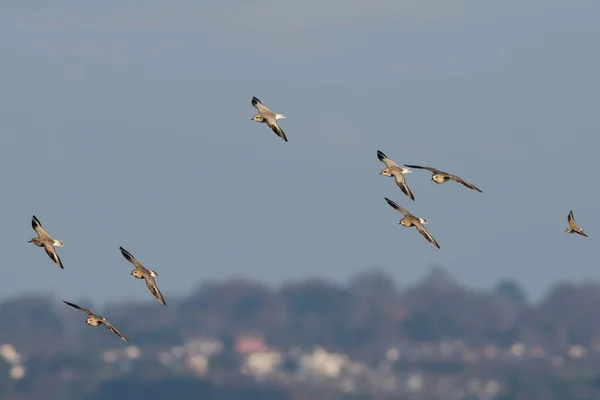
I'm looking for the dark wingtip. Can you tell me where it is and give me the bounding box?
[252,96,261,105]
[63,300,78,309]
[384,197,397,208]
[119,246,133,259]
[377,150,386,161]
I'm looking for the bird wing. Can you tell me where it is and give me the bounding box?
[415,222,441,249]
[384,197,410,217]
[403,164,441,174]
[252,96,272,115]
[396,176,415,201]
[119,247,147,272]
[44,243,64,269]
[377,150,399,168]
[102,320,129,342]
[144,274,166,306]
[32,215,51,239]
[448,174,483,193]
[568,210,577,227]
[63,300,94,316]
[266,118,288,142]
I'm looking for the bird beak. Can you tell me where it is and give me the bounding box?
[379,172,382,175]
[250,117,254,121]
[28,240,32,243]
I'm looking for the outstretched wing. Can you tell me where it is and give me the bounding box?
[102,320,129,342]
[44,243,64,269]
[252,96,271,114]
[568,210,576,227]
[449,174,483,193]
[403,164,442,174]
[144,275,166,306]
[396,178,415,201]
[384,197,410,217]
[377,150,399,168]
[119,247,147,272]
[575,230,589,238]
[266,119,288,142]
[63,300,94,316]
[32,215,51,239]
[415,223,441,249]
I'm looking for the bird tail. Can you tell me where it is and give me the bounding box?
[53,240,64,247]
[150,270,158,277]
[275,114,286,119]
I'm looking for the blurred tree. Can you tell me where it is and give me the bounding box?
[494,279,529,305]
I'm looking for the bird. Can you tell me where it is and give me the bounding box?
[119,246,166,306]
[565,210,588,237]
[402,164,483,193]
[384,197,441,249]
[28,215,64,269]
[251,96,288,142]
[63,300,129,342]
[377,150,415,201]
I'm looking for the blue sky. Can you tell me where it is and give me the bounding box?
[0,1,598,305]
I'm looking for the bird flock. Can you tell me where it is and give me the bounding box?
[26,96,588,343]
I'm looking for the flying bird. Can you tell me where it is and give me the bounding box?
[565,210,588,237]
[251,96,288,142]
[377,150,415,201]
[403,164,483,193]
[119,247,166,306]
[29,215,64,269]
[63,300,129,342]
[384,197,440,249]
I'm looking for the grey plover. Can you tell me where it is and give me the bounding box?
[251,96,288,142]
[403,164,483,193]
[63,300,129,342]
[377,150,415,201]
[119,247,166,306]
[565,210,588,237]
[29,215,64,269]
[384,197,440,249]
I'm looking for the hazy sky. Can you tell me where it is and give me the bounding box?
[0,1,598,305]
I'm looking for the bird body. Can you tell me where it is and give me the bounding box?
[384,197,440,249]
[63,300,129,342]
[377,150,415,201]
[120,247,166,306]
[29,215,64,269]
[251,96,288,142]
[403,164,483,193]
[565,210,587,237]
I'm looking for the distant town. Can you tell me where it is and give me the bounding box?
[2,268,600,400]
